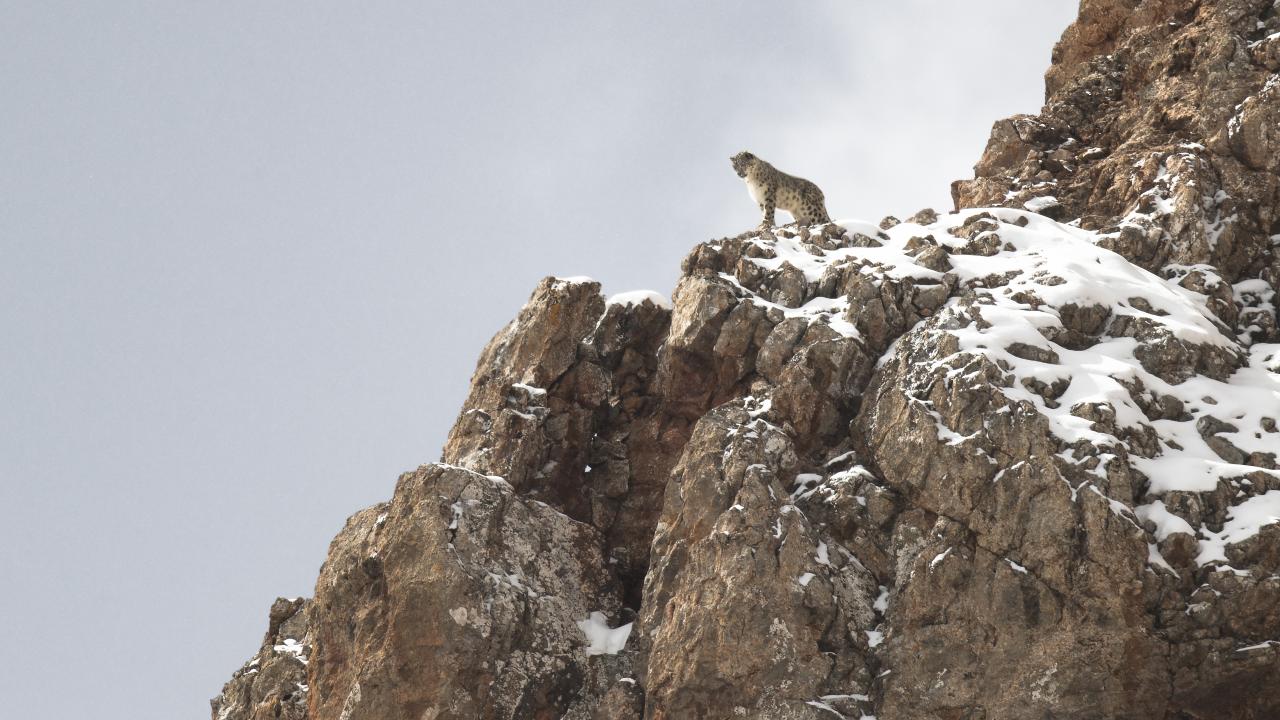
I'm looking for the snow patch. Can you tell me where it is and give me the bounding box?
[577,612,633,656]
[273,638,308,665]
[815,541,832,566]
[929,547,953,569]
[607,289,672,309]
[873,586,890,614]
[1135,501,1196,541]
[1195,490,1280,566]
[1023,195,1060,213]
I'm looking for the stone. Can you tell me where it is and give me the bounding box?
[906,207,939,225]
[211,598,311,720]
[215,3,1280,718]
[307,465,631,720]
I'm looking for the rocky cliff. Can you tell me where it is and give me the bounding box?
[213,2,1280,718]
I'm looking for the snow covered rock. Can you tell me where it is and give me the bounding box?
[214,2,1280,718]
[955,0,1280,296]
[210,597,311,720]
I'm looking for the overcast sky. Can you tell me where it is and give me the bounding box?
[0,2,1077,718]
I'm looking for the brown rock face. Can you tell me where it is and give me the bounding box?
[212,598,311,720]
[215,3,1280,719]
[306,465,627,720]
[955,0,1280,295]
[857,300,1166,718]
[640,404,878,719]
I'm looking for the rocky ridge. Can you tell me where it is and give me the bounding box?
[214,2,1280,718]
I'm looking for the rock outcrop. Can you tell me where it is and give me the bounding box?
[214,2,1280,718]
[954,0,1280,301]
[212,598,311,720]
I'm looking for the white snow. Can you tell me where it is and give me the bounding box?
[791,465,874,503]
[719,271,863,339]
[804,700,846,718]
[745,396,774,419]
[607,289,672,309]
[929,547,953,569]
[840,209,1278,568]
[1005,558,1028,574]
[825,451,856,467]
[719,221,948,343]
[1236,640,1280,652]
[273,638,308,664]
[719,206,1280,580]
[576,611,633,656]
[873,586,890,614]
[815,541,832,566]
[1135,500,1196,541]
[1147,543,1178,575]
[1023,195,1060,213]
[510,382,547,397]
[1195,490,1280,566]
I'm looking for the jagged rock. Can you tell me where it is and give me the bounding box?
[1197,414,1248,463]
[211,598,311,720]
[441,276,676,602]
[954,0,1280,295]
[307,464,630,720]
[216,3,1280,719]
[442,276,609,518]
[640,403,877,720]
[856,303,1166,718]
[914,244,952,273]
[906,207,939,225]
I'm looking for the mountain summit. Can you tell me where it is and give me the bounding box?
[214,2,1280,718]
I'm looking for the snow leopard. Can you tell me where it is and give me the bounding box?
[730,151,832,228]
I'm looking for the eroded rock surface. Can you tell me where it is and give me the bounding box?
[306,464,633,720]
[211,598,311,720]
[955,0,1280,309]
[640,403,878,720]
[215,2,1280,718]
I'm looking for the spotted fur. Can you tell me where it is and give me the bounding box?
[730,151,831,227]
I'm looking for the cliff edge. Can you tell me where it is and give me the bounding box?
[213,2,1280,718]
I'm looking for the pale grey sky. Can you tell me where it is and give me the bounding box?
[0,2,1076,718]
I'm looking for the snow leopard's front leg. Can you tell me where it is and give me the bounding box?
[761,186,776,228]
